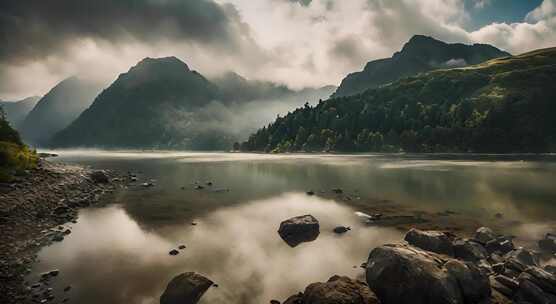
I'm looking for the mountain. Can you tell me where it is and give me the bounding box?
[332,35,511,98]
[18,77,103,146]
[241,47,556,153]
[51,57,221,149]
[51,57,336,150]
[0,96,41,128]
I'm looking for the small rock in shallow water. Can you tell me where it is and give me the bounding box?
[169,249,179,256]
[178,245,186,250]
[64,286,71,292]
[331,188,343,194]
[306,191,315,196]
[333,226,351,234]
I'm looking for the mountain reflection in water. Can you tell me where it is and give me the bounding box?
[27,193,403,304]
[25,151,556,304]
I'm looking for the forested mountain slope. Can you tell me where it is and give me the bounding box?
[241,47,556,153]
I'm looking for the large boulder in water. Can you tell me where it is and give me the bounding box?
[278,215,320,247]
[283,275,380,304]
[365,243,491,304]
[404,228,454,256]
[160,272,213,304]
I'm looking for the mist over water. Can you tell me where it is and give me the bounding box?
[25,151,556,303]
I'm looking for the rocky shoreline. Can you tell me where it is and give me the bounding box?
[0,157,121,304]
[161,224,556,304]
[277,226,556,304]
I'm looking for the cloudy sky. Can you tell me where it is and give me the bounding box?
[1,0,554,100]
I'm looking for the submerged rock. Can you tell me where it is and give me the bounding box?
[160,272,213,304]
[366,243,490,304]
[404,228,454,256]
[278,215,320,247]
[283,275,380,304]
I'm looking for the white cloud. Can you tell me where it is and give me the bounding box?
[2,0,556,100]
[526,0,556,22]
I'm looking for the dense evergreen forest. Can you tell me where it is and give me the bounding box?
[240,48,556,153]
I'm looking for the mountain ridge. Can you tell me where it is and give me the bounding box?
[19,77,103,146]
[332,35,511,98]
[0,96,41,128]
[241,46,556,153]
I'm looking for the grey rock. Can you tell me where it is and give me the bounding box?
[490,276,515,297]
[493,263,506,274]
[474,227,497,245]
[404,228,454,256]
[366,243,490,304]
[486,239,514,255]
[495,275,519,290]
[538,233,556,253]
[160,272,213,304]
[516,277,554,304]
[544,265,556,275]
[523,266,556,295]
[453,238,488,262]
[504,248,540,273]
[278,215,320,247]
[283,275,380,304]
[90,171,109,183]
[445,260,491,303]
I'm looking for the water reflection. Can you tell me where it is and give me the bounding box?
[27,193,403,304]
[28,151,556,303]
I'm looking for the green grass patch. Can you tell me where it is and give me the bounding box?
[0,141,38,182]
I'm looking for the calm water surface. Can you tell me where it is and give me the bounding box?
[25,151,556,304]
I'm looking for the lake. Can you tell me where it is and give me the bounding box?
[25,151,556,304]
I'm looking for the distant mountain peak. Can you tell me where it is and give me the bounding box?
[134,56,190,71]
[332,36,511,98]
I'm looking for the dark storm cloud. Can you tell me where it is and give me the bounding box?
[0,0,248,64]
